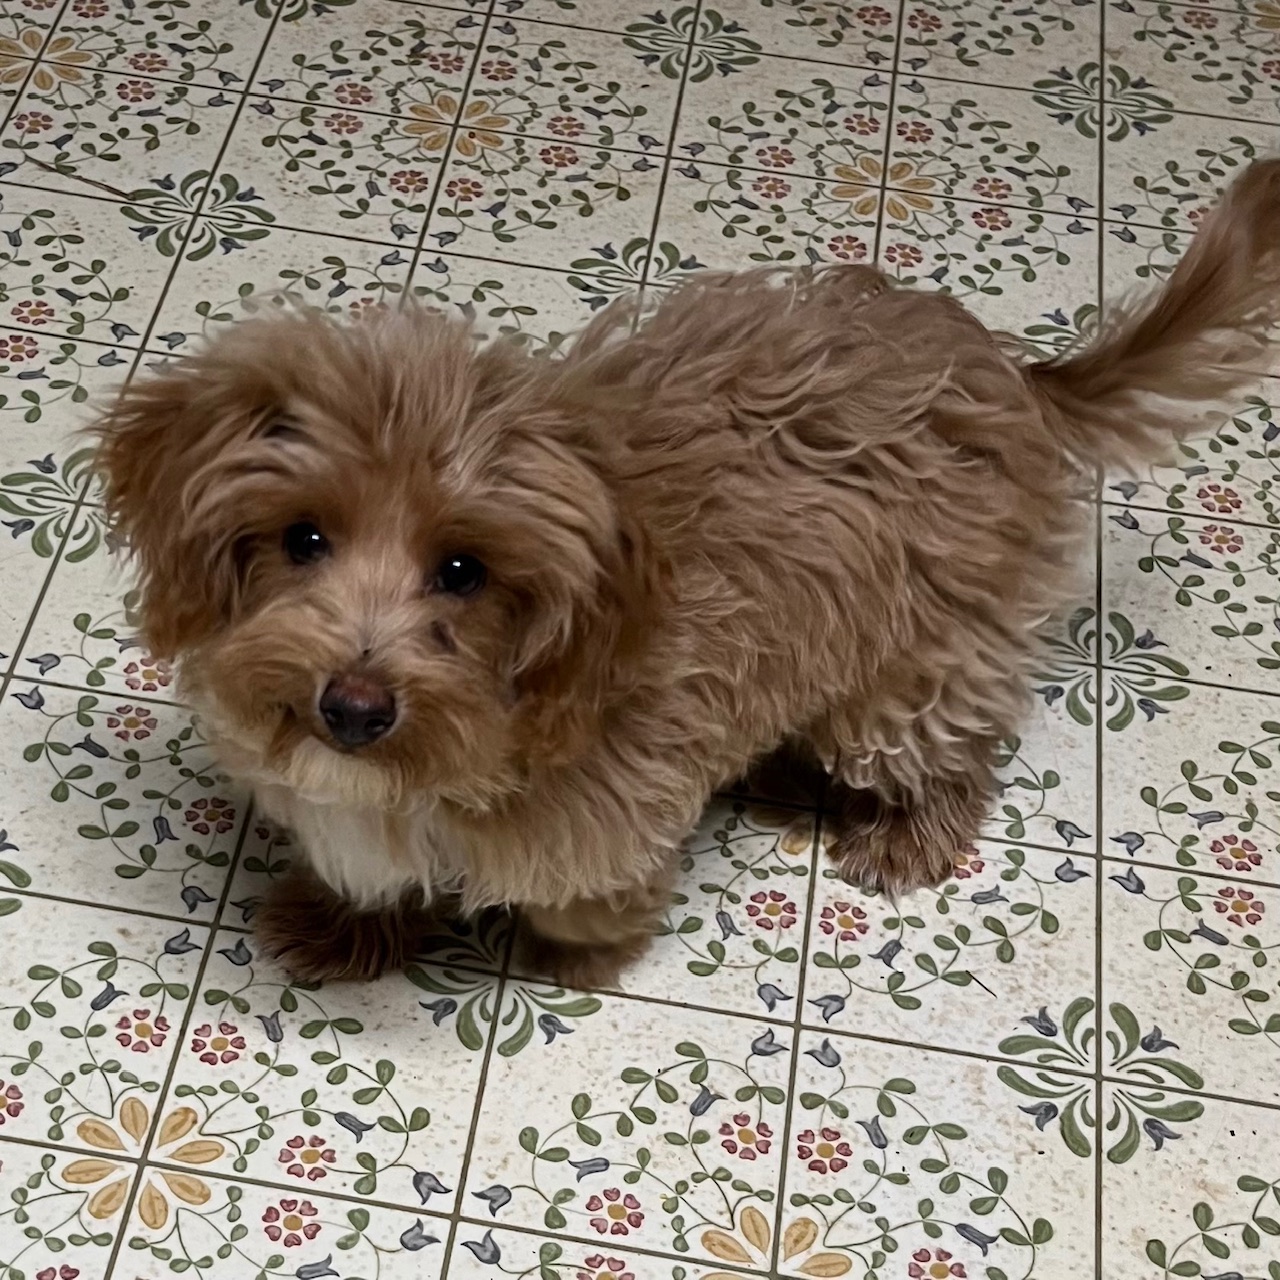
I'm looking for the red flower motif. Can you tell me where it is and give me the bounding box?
[1183,8,1217,26]
[123,654,173,692]
[952,846,985,880]
[349,296,387,319]
[540,143,580,169]
[390,169,432,193]
[1198,523,1243,555]
[0,1081,23,1125]
[128,51,169,73]
[115,1009,170,1053]
[751,174,791,199]
[0,334,39,363]
[1213,886,1265,927]
[745,889,798,930]
[191,1021,246,1065]
[22,0,59,8]
[324,111,363,135]
[756,144,795,169]
[445,176,484,202]
[883,241,924,267]
[262,1198,320,1246]
[843,113,881,136]
[827,234,868,262]
[481,59,518,80]
[426,51,466,74]
[855,5,894,25]
[1263,59,1280,81]
[333,81,373,105]
[972,205,1012,230]
[11,298,55,324]
[972,176,1013,201]
[279,1134,337,1181]
[116,79,156,103]
[909,1247,967,1279]
[72,0,108,14]
[35,1268,80,1280]
[819,901,868,941]
[1197,482,1242,514]
[908,7,943,31]
[585,1188,643,1236]
[106,704,157,741]
[1212,833,1262,873]
[548,114,585,137]
[896,120,934,143]
[184,796,237,836]
[796,1126,852,1174]
[12,112,54,134]
[577,1257,635,1280]
[718,1112,773,1160]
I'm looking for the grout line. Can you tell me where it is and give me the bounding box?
[1103,494,1280,535]
[766,812,824,1276]
[637,0,701,288]
[100,802,256,1280]
[400,7,496,306]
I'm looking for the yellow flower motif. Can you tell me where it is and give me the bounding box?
[831,155,935,222]
[404,95,510,156]
[30,34,94,88]
[0,28,44,84]
[61,1099,224,1229]
[701,1208,852,1277]
[1256,0,1280,30]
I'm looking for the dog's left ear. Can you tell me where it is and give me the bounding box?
[93,349,274,658]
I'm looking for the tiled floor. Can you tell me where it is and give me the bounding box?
[0,0,1278,1277]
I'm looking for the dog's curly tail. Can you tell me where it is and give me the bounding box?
[1028,157,1280,469]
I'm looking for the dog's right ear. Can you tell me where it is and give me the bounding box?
[93,353,275,659]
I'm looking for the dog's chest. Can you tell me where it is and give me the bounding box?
[254,781,465,909]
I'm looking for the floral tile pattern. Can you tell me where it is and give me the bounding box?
[1,0,1278,1276]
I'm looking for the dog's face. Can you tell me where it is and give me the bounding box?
[95,309,640,810]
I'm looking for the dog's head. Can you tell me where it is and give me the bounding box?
[94,308,649,810]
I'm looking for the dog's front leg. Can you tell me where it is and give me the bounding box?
[254,860,437,983]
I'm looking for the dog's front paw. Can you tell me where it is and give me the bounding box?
[522,931,651,992]
[254,865,428,983]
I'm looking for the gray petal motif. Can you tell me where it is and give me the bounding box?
[462,1231,501,1264]
[857,1116,888,1149]
[399,1221,438,1251]
[1020,1007,1058,1036]
[412,1171,451,1203]
[472,1185,512,1215]
[805,1039,842,1068]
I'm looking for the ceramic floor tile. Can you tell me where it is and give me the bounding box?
[0,69,238,204]
[889,76,1100,218]
[149,222,415,353]
[0,1136,134,1280]
[1101,1092,1280,1280]
[464,996,792,1267]
[1,0,1276,1276]
[49,0,274,91]
[1105,0,1280,124]
[1103,504,1280,693]
[156,928,486,1214]
[1103,678,1280,885]
[470,16,683,152]
[122,1172,448,1279]
[675,55,891,181]
[0,895,206,1154]
[0,185,179,349]
[781,1031,1096,1278]
[898,0,1103,88]
[253,1,485,116]
[800,840,1099,1058]
[1103,858,1280,1106]
[705,0,901,68]
[0,678,245,920]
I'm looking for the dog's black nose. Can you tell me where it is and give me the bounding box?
[319,674,397,748]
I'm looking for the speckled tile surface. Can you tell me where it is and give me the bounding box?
[0,1,1277,1277]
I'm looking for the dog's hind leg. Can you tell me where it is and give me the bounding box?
[821,755,997,896]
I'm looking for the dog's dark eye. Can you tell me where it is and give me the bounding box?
[433,553,486,597]
[283,522,329,565]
